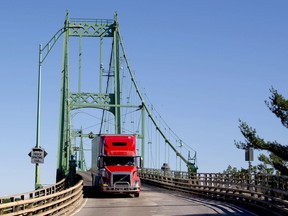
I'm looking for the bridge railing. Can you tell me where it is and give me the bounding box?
[0,179,83,215]
[0,178,66,205]
[140,168,288,215]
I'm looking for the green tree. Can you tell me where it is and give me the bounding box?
[222,165,261,175]
[235,87,288,175]
[222,165,239,175]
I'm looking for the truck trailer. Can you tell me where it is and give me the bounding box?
[91,134,141,197]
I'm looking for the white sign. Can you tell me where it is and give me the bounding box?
[29,147,47,164]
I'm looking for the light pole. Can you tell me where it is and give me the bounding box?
[34,22,82,189]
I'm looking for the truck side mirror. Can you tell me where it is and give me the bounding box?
[136,156,142,169]
[98,156,104,168]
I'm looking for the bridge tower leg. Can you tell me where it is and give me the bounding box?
[113,14,121,134]
[57,12,70,182]
[56,12,122,183]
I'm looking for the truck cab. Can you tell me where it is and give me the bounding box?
[91,135,141,197]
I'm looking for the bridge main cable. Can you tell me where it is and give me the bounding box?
[117,30,197,173]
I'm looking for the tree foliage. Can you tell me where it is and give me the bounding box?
[222,164,274,175]
[265,87,288,128]
[234,87,288,175]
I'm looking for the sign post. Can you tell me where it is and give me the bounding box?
[245,147,254,174]
[28,147,48,189]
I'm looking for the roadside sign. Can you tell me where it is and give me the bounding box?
[28,147,48,164]
[245,148,254,162]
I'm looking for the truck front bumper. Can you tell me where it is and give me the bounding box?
[101,186,140,193]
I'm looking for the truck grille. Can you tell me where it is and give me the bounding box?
[112,173,131,186]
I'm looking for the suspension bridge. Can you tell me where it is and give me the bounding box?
[0,12,287,216]
[45,11,198,184]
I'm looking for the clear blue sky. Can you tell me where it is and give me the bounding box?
[0,0,287,196]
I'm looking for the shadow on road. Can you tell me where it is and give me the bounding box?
[82,185,133,199]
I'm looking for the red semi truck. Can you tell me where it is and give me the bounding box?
[91,135,142,197]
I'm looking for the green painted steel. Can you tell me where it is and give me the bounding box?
[35,14,82,188]
[35,44,42,189]
[56,12,124,182]
[113,13,121,134]
[36,12,198,184]
[117,31,198,173]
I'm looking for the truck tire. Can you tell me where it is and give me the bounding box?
[134,193,140,198]
[95,176,100,189]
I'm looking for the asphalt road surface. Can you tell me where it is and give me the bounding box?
[72,172,258,216]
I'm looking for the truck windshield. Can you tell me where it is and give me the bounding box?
[104,156,135,166]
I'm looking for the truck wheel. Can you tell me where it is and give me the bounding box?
[134,193,140,198]
[95,176,101,191]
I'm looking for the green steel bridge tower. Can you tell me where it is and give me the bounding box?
[56,12,125,181]
[35,12,197,185]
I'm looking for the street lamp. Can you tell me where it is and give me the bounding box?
[34,23,82,189]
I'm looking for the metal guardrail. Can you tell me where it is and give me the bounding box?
[0,179,83,215]
[0,179,66,205]
[2,169,287,215]
[140,169,288,215]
